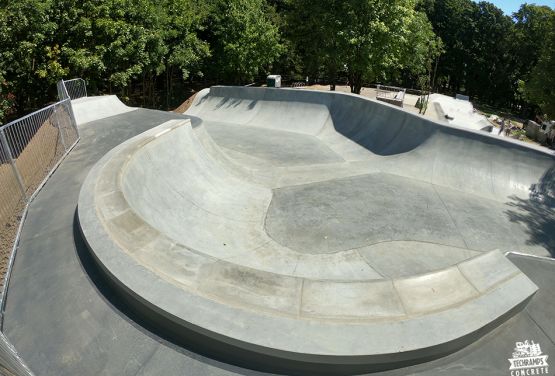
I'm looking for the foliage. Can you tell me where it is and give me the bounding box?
[0,0,58,112]
[0,0,241,111]
[205,0,283,84]
[523,20,555,119]
[0,73,16,124]
[286,0,439,94]
[0,0,553,118]
[421,0,554,113]
[511,4,555,79]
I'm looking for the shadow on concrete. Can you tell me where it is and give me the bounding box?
[72,210,264,376]
[506,166,555,257]
[326,94,434,156]
[212,96,258,111]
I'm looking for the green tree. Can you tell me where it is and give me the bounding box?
[511,4,555,79]
[287,0,438,94]
[423,0,520,106]
[0,73,16,124]
[524,25,555,118]
[286,0,344,89]
[206,0,283,84]
[465,2,513,105]
[511,4,555,114]
[0,0,59,113]
[159,0,210,107]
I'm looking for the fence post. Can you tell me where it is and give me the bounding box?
[64,99,80,139]
[0,129,27,201]
[53,104,68,152]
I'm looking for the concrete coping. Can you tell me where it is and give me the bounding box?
[78,118,539,370]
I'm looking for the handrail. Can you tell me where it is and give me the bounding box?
[0,80,85,375]
[57,78,87,101]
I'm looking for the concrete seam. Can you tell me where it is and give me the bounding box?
[455,266,484,295]
[298,279,305,318]
[432,184,470,250]
[313,111,331,138]
[270,166,370,189]
[462,269,521,295]
[332,239,481,257]
[353,249,385,278]
[309,133,346,163]
[391,280,408,316]
[131,345,160,376]
[525,310,555,347]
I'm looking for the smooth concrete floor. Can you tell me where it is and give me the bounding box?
[266,172,550,256]
[3,108,555,375]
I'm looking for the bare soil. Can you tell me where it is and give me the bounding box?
[173,91,199,114]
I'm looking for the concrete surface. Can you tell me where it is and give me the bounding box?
[2,89,554,375]
[77,88,553,373]
[301,86,446,124]
[429,94,491,131]
[71,95,136,125]
[77,117,538,371]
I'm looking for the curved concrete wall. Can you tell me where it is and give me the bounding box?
[77,87,553,374]
[78,118,539,374]
[188,87,555,202]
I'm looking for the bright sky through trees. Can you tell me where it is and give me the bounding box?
[474,0,554,15]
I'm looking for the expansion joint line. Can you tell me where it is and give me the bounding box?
[431,184,470,250]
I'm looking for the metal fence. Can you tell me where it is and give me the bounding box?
[0,79,84,376]
[0,99,79,227]
[57,78,87,101]
[376,84,406,107]
[0,332,33,376]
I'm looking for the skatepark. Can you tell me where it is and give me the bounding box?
[1,86,554,375]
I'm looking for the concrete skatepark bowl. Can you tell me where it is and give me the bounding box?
[76,87,555,375]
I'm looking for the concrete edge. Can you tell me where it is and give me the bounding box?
[75,117,539,374]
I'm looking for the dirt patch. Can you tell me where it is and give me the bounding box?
[173,91,199,114]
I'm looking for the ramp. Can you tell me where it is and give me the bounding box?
[77,87,555,374]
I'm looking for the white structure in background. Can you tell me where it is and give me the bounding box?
[429,93,493,133]
[267,75,281,88]
[376,84,406,107]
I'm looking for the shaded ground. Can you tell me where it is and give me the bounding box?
[506,166,555,257]
[302,85,555,152]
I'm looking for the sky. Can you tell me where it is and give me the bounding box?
[474,0,555,15]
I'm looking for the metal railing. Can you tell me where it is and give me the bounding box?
[376,84,406,107]
[0,79,85,376]
[0,99,79,226]
[57,78,87,101]
[0,332,33,376]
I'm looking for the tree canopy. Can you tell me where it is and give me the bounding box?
[286,0,441,94]
[523,15,555,118]
[0,0,553,122]
[421,0,555,114]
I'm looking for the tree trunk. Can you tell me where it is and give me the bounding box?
[349,71,362,94]
[329,66,337,91]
